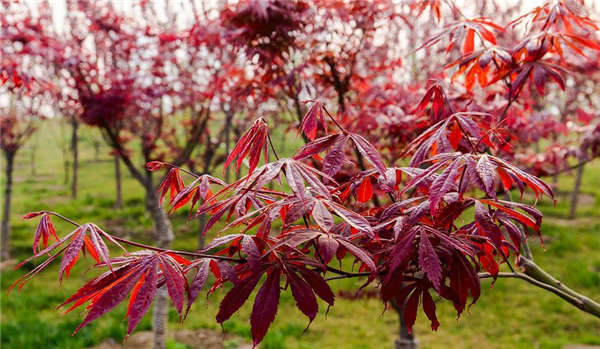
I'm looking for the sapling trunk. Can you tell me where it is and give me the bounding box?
[392,294,417,349]
[71,119,79,199]
[224,110,232,183]
[114,155,123,209]
[145,187,174,349]
[30,135,37,176]
[93,140,100,161]
[63,154,70,185]
[569,164,585,219]
[1,151,16,261]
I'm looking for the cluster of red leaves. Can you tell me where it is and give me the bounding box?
[220,0,310,65]
[12,0,600,347]
[14,98,554,345]
[418,0,600,97]
[79,79,134,127]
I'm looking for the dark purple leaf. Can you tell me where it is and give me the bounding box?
[250,270,281,346]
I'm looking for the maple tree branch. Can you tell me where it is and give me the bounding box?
[102,126,147,185]
[42,211,244,262]
[172,106,210,167]
[479,258,600,318]
[267,132,280,161]
[325,266,371,281]
[544,158,595,177]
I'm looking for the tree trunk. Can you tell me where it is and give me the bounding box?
[392,299,417,349]
[224,111,232,184]
[114,155,123,209]
[94,140,100,161]
[71,119,79,198]
[197,213,207,250]
[145,186,174,349]
[569,164,585,219]
[1,151,15,261]
[63,152,71,185]
[30,137,37,176]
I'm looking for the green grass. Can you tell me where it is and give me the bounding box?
[1,119,599,348]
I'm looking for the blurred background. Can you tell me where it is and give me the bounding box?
[1,0,599,348]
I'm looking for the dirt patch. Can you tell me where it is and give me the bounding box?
[88,329,251,349]
[12,173,56,183]
[571,193,597,206]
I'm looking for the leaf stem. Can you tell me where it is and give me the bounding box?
[161,162,201,178]
[321,104,347,134]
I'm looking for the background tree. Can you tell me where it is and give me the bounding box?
[1,2,54,261]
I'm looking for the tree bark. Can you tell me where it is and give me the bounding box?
[71,119,79,198]
[479,256,600,318]
[114,155,123,209]
[145,184,174,349]
[392,297,417,349]
[224,110,233,183]
[93,140,100,161]
[63,152,71,185]
[569,164,584,219]
[30,137,37,176]
[1,151,16,261]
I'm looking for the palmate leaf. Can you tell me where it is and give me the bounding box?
[510,0,599,33]
[415,18,502,55]
[224,118,269,175]
[401,152,553,206]
[322,134,350,177]
[428,157,460,212]
[295,124,388,179]
[250,269,281,346]
[157,168,185,206]
[403,112,488,166]
[294,134,341,160]
[185,259,212,317]
[414,80,453,121]
[474,201,503,249]
[475,154,496,199]
[387,227,418,280]
[168,174,226,214]
[506,61,567,98]
[287,271,318,323]
[215,262,333,346]
[392,280,441,333]
[418,231,442,290]
[349,134,387,177]
[26,212,58,253]
[273,227,376,272]
[299,100,328,141]
[11,219,127,291]
[59,251,190,336]
[312,200,334,231]
[446,47,513,91]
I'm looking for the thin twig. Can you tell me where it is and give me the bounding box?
[161,162,201,178]
[44,211,244,262]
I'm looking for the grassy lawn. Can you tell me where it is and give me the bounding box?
[1,120,599,348]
